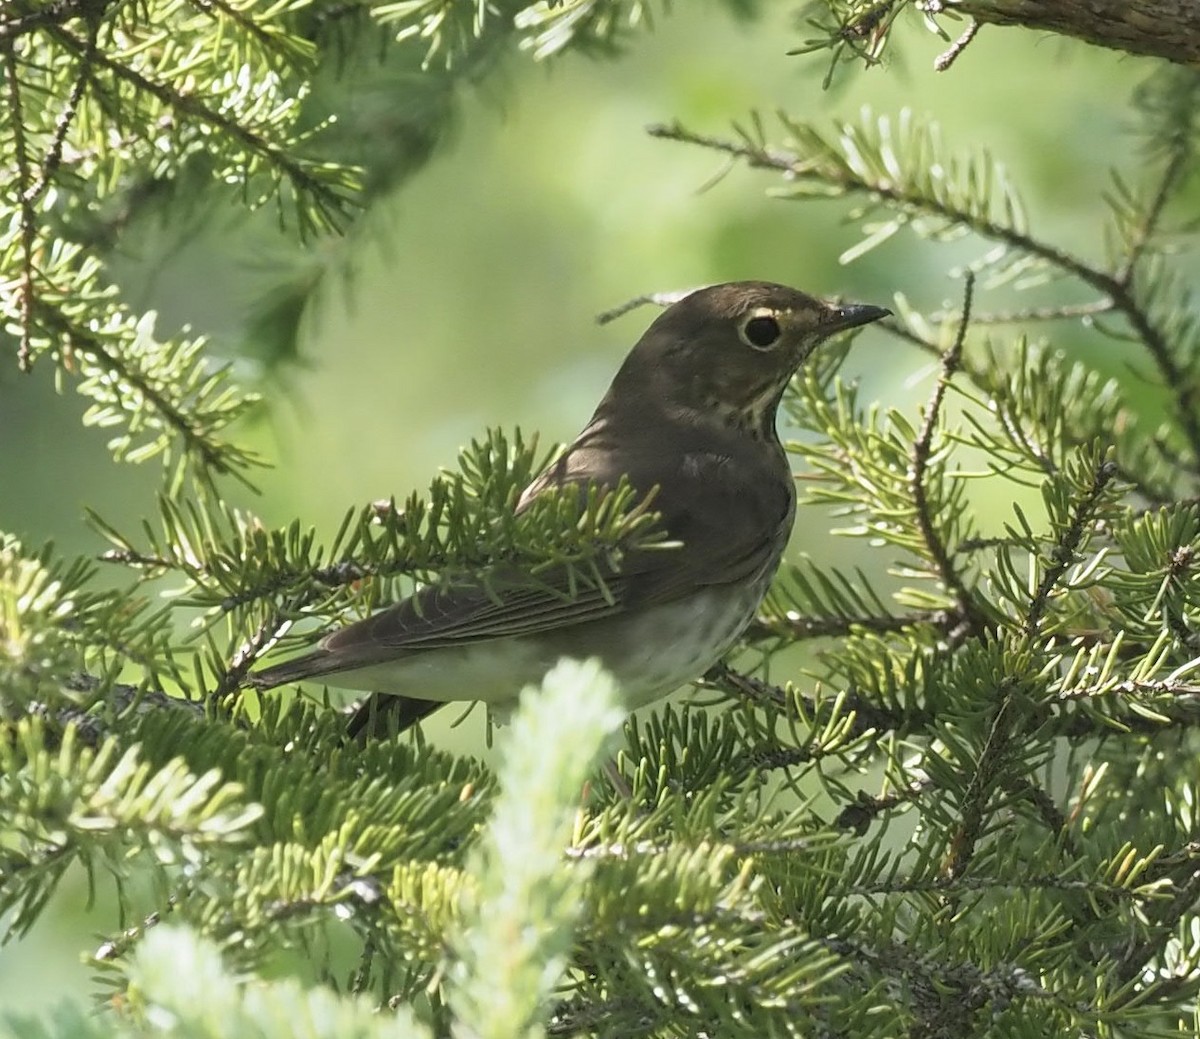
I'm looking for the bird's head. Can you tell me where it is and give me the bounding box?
[604,281,890,437]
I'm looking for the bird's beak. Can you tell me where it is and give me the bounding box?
[823,302,892,333]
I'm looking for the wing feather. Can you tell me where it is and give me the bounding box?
[252,433,793,690]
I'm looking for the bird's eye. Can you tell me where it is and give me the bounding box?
[739,313,783,350]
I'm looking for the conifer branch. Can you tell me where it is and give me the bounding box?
[647,118,1099,285]
[45,677,208,748]
[1025,459,1119,637]
[823,933,1061,1029]
[909,274,982,632]
[46,22,356,235]
[714,648,1200,761]
[451,660,623,1039]
[703,662,922,737]
[1114,142,1190,288]
[876,320,1176,509]
[844,870,1139,900]
[934,716,1004,879]
[27,16,95,201]
[943,456,1121,880]
[43,308,255,478]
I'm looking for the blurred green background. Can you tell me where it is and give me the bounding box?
[0,1,1159,1015]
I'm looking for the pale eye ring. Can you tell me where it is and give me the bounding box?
[738,310,783,350]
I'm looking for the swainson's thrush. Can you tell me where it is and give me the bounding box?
[251,282,889,737]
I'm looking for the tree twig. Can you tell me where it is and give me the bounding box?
[908,273,984,632]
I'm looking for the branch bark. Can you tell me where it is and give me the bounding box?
[955,0,1200,66]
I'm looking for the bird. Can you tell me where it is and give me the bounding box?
[250,281,890,739]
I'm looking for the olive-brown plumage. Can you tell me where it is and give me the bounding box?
[250,282,889,737]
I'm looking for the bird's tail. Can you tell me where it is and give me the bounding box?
[250,655,441,742]
[344,694,441,742]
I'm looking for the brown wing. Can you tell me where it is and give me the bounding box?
[253,427,793,689]
[253,553,657,689]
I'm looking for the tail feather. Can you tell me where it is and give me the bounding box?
[344,694,441,742]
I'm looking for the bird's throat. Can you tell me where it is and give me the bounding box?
[699,379,788,441]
